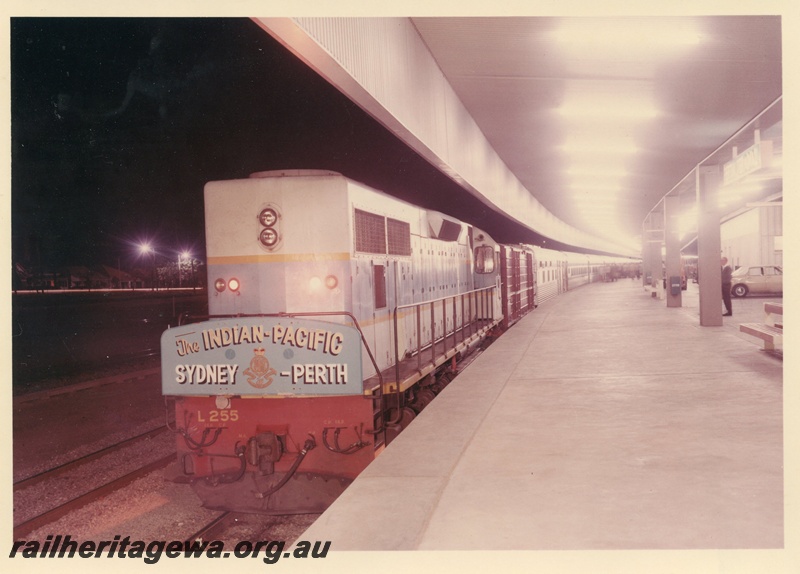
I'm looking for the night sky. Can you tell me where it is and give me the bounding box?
[12,17,527,273]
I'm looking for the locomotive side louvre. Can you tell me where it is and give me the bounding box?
[346,181,499,384]
[346,184,419,379]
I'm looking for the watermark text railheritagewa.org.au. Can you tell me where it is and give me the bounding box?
[10,534,331,564]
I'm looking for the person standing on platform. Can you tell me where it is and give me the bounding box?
[721,257,733,316]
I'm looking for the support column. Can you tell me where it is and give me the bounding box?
[664,195,682,308]
[641,221,651,288]
[642,210,663,291]
[696,165,723,326]
[651,237,663,297]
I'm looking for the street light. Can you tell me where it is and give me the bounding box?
[179,250,192,288]
[179,249,198,290]
[139,242,156,290]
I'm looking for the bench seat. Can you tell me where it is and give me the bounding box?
[739,322,783,351]
[763,302,783,329]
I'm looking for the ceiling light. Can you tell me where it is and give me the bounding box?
[575,207,620,216]
[566,177,626,190]
[574,203,620,212]
[561,143,640,158]
[565,165,630,178]
[558,102,660,122]
[556,82,661,122]
[573,195,622,205]
[574,205,621,217]
[551,18,704,58]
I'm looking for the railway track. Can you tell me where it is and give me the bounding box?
[14,367,174,539]
[13,366,161,405]
[13,453,176,539]
[188,511,235,541]
[14,425,169,491]
[186,511,321,547]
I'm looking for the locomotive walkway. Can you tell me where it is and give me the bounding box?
[300,279,784,554]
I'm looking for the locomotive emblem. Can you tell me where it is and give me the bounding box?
[243,348,277,389]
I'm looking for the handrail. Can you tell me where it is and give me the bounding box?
[392,285,497,396]
[393,284,494,312]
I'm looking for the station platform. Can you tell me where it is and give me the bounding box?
[300,279,784,551]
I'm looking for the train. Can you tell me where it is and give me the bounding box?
[161,169,637,514]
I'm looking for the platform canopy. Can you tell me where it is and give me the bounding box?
[255,16,781,257]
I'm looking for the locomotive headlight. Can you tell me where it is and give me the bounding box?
[258,207,278,227]
[308,275,339,294]
[257,204,281,251]
[214,278,227,292]
[228,277,241,292]
[259,227,279,248]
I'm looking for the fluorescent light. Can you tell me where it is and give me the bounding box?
[570,191,624,201]
[565,164,630,178]
[566,173,626,186]
[571,195,625,204]
[561,143,640,158]
[577,206,620,214]
[558,101,660,122]
[560,130,642,159]
[551,18,704,58]
[575,208,620,215]
[574,199,619,206]
[556,80,661,122]
[573,194,620,203]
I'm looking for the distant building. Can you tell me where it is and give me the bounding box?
[100,265,137,289]
[13,260,205,291]
[721,204,782,271]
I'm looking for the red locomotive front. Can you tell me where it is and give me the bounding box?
[162,315,378,514]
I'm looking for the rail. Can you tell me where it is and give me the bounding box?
[13,454,175,539]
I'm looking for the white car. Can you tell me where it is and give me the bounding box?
[730,265,782,297]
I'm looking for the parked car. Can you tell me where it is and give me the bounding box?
[730,265,782,297]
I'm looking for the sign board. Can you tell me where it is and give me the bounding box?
[722,140,773,185]
[161,317,363,396]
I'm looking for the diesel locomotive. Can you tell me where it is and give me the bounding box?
[161,169,626,514]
